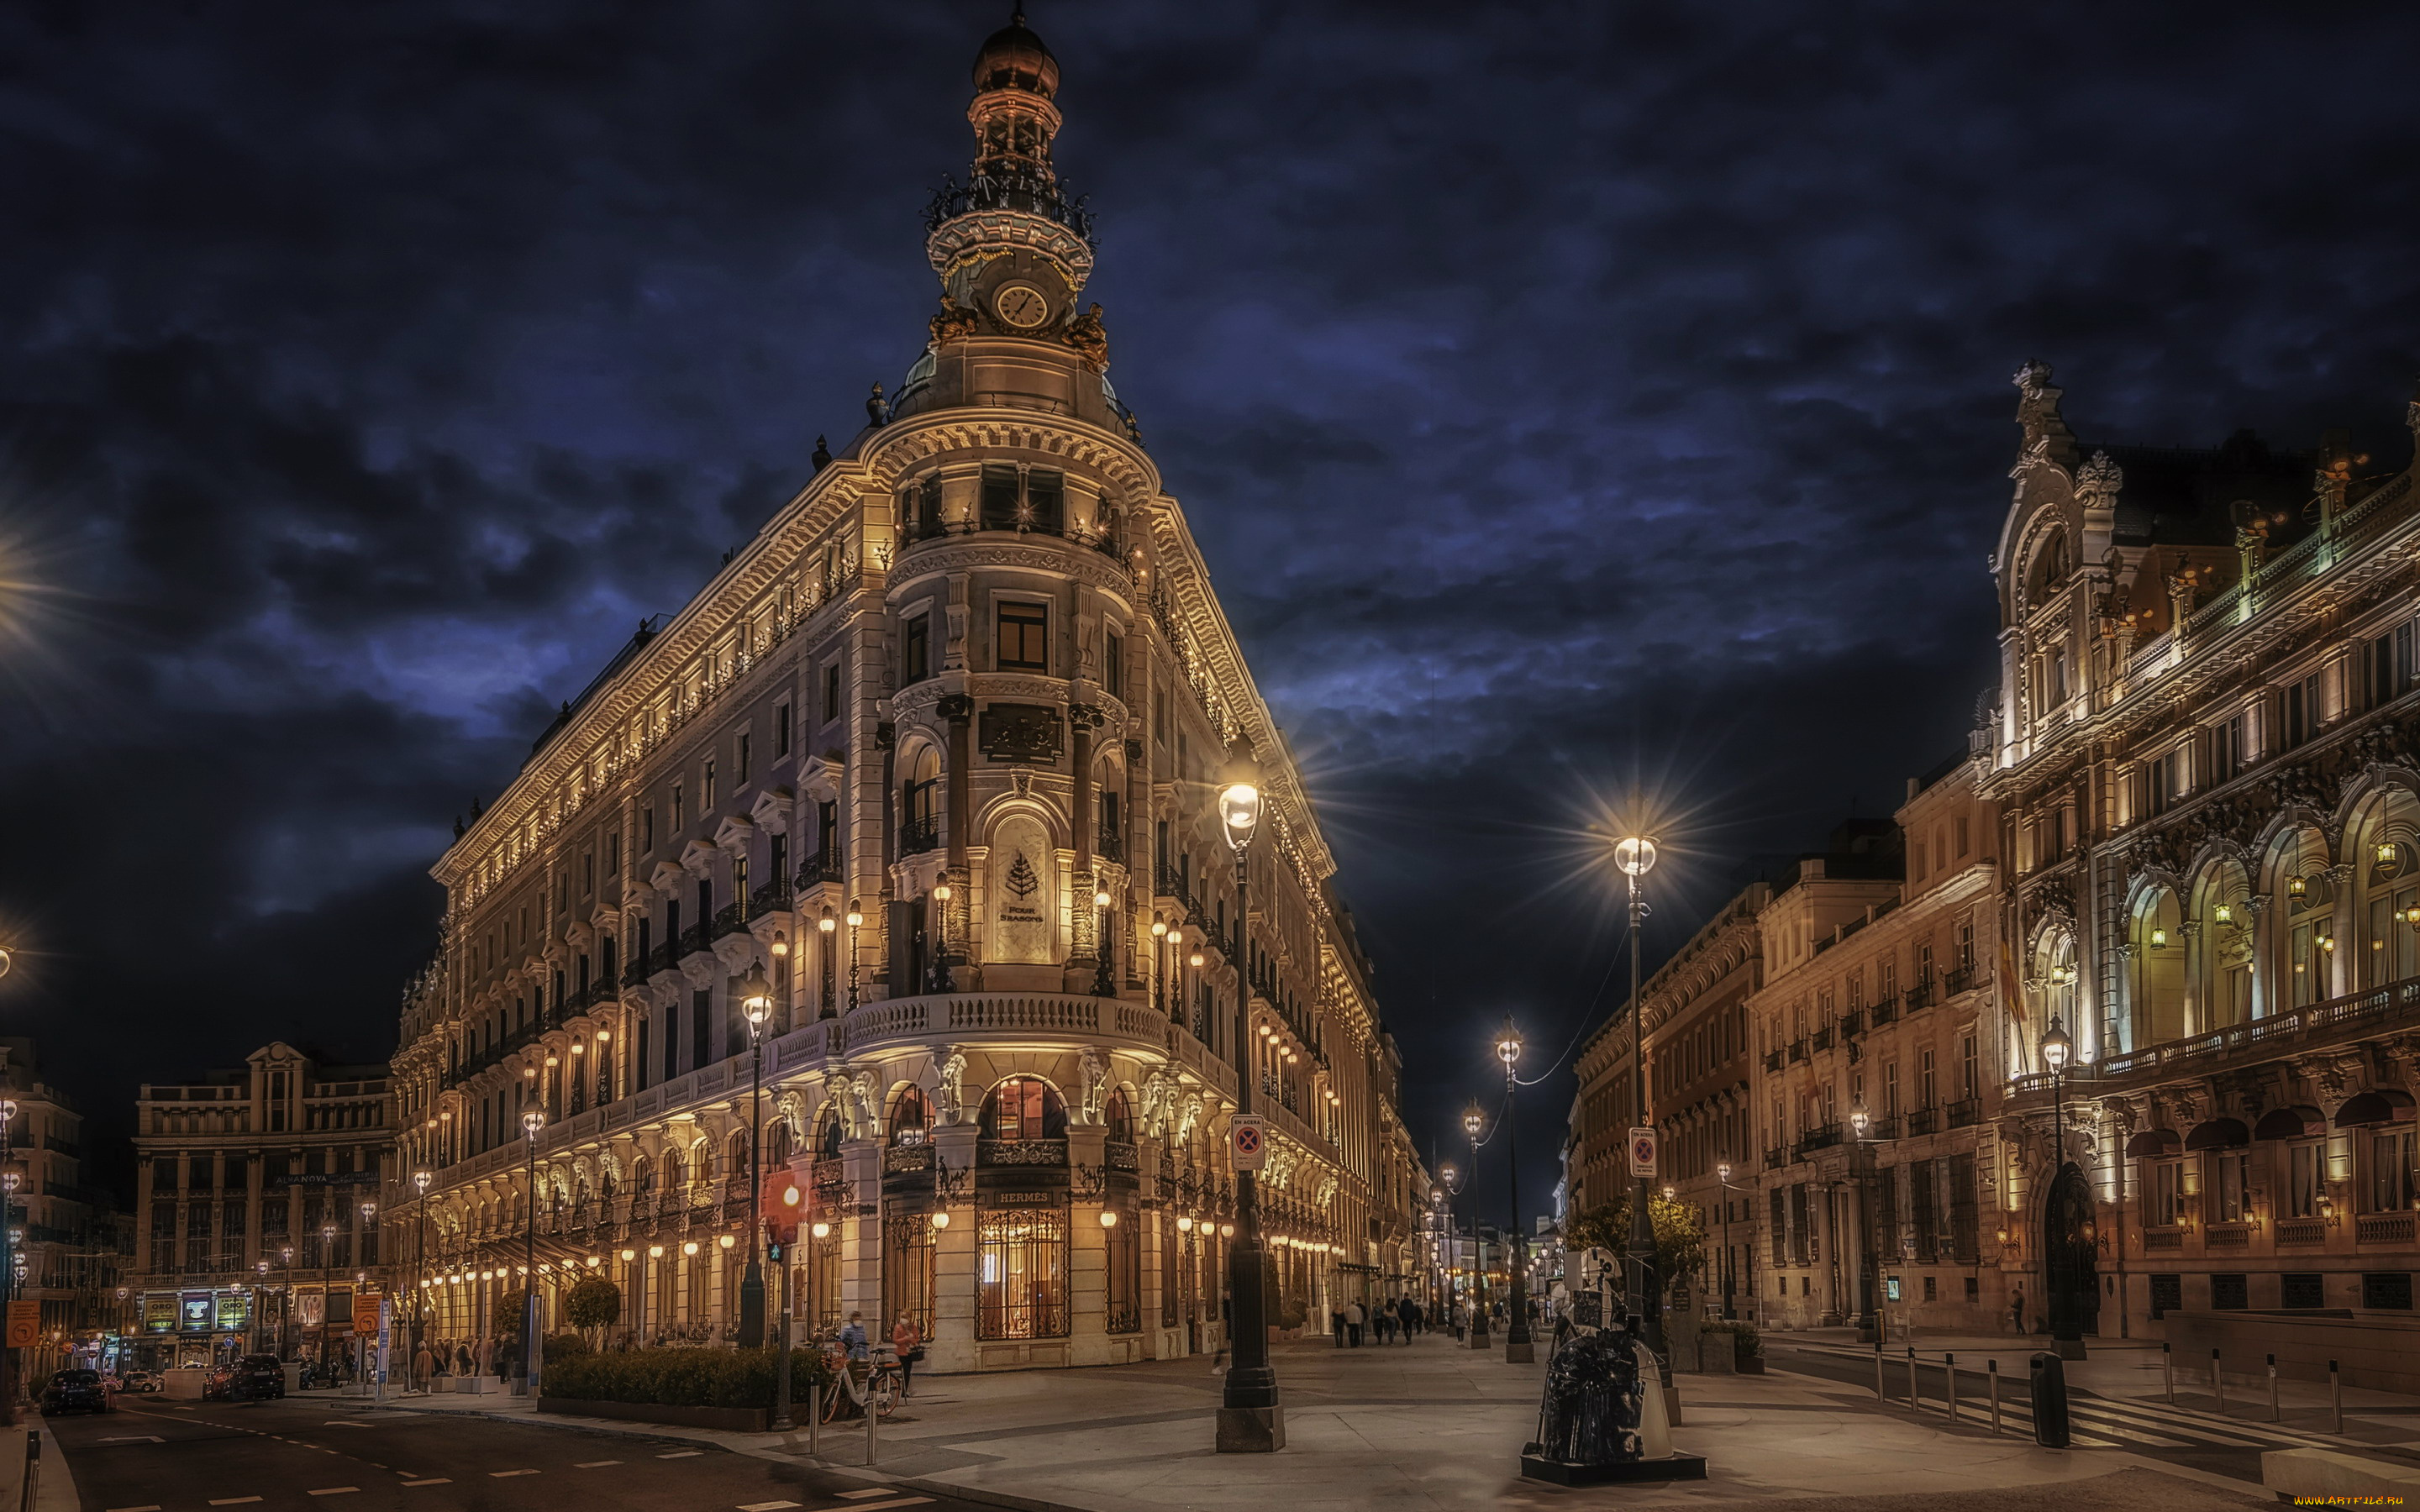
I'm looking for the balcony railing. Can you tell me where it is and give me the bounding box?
[2275,1217,2328,1246]
[899,816,942,856]
[1870,1000,1898,1027]
[2357,1211,2417,1246]
[1764,1147,1786,1171]
[1905,1107,1940,1136]
[795,852,844,888]
[1762,1050,1781,1074]
[1791,1122,1841,1158]
[1811,1026,1833,1053]
[1942,965,1978,996]
[747,881,793,921]
[1946,1097,1981,1129]
[2009,973,2420,1099]
[1839,1011,1864,1040]
[678,924,713,960]
[711,901,748,940]
[1787,1039,1808,1063]
[1096,827,1125,864]
[1903,982,1934,1013]
[978,1138,1068,1168]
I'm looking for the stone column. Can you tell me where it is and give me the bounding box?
[931,1122,980,1374]
[1067,1124,1109,1363]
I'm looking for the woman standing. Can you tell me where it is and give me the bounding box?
[891,1315,923,1395]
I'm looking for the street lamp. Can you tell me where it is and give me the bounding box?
[844,900,864,1011]
[412,1170,432,1375]
[520,1108,545,1396]
[818,906,838,1016]
[1213,743,1281,1453]
[1461,1105,1491,1350]
[358,1201,378,1393]
[1614,831,1665,1364]
[1496,1026,1534,1363]
[1844,1104,1887,1342]
[2039,1013,2079,1355]
[736,961,775,1349]
[1715,1162,1739,1320]
[1092,885,1117,998]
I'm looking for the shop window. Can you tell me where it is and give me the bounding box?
[978,1205,1070,1340]
[1105,1204,1140,1334]
[889,1086,932,1146]
[2371,1128,2417,1213]
[883,1210,937,1338]
[2211,1273,2249,1310]
[980,1078,1068,1142]
[2281,1273,2326,1310]
[2362,1272,2413,1310]
[2149,1274,2181,1318]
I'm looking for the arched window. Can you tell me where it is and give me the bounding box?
[766,1120,793,1168]
[1103,1086,1134,1142]
[2130,889,2184,1044]
[817,1111,846,1160]
[633,1157,653,1194]
[980,1077,1068,1142]
[890,1085,933,1146]
[905,748,941,831]
[663,1151,686,1194]
[2271,832,2336,1011]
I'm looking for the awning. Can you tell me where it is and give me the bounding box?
[2183,1117,2251,1151]
[2252,1105,2328,1141]
[2335,1089,2418,1128]
[2124,1128,2181,1158]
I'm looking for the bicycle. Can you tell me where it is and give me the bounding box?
[814,1340,903,1423]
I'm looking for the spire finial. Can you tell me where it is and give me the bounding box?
[1012,3,1026,23]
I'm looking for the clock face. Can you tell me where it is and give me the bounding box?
[993,284,1050,329]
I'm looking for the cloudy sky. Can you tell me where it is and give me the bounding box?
[7,0,2420,1201]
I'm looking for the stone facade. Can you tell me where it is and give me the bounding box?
[132,1042,395,1368]
[389,13,1416,1373]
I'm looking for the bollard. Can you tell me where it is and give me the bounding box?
[1945,1352,1958,1424]
[2164,1341,2175,1405]
[2269,1354,2281,1423]
[19,1428,38,1512]
[864,1378,877,1467]
[808,1381,820,1458]
[1875,1341,1886,1404]
[1908,1346,1921,1411]
[1988,1358,2002,1436]
[2332,1359,2344,1436]
[2212,1348,2226,1415]
[2028,1352,2071,1449]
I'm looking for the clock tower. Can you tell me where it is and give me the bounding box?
[906,6,1122,423]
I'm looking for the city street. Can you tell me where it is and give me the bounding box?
[45,1396,976,1512]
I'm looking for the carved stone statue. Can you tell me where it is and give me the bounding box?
[929,297,977,346]
[937,1048,968,1126]
[1080,1046,1108,1125]
[851,1069,882,1136]
[1065,302,1109,373]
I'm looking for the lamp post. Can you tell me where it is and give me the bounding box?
[519,1109,544,1397]
[818,907,838,1017]
[277,1245,294,1360]
[412,1171,431,1376]
[845,900,864,1011]
[1614,832,1664,1363]
[359,1201,378,1393]
[1461,1105,1491,1350]
[253,1261,270,1354]
[2039,1013,2081,1357]
[1092,885,1117,998]
[1497,1026,1533,1363]
[1715,1162,1736,1320]
[317,1223,337,1373]
[1151,917,1171,1014]
[1846,1105,1883,1344]
[1213,744,1282,1453]
[736,961,775,1348]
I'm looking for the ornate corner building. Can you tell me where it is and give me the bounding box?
[1986,363,2420,1351]
[390,13,1419,1373]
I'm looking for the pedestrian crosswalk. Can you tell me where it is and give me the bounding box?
[1774,1341,2356,1453]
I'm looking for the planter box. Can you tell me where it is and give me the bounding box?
[538,1397,768,1433]
[1693,1339,1736,1374]
[1736,1355,1766,1374]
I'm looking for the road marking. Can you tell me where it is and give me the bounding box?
[97,1435,166,1443]
[575,1459,621,1467]
[489,1468,541,1477]
[306,1490,360,1498]
[836,1495,905,1503]
[324,1420,376,1427]
[835,1499,934,1511]
[657,1449,703,1458]
[400,1480,450,1488]
[209,1499,263,1506]
[106,1504,161,1510]
[738,1502,802,1510]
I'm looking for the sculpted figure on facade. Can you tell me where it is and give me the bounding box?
[935,1047,968,1126]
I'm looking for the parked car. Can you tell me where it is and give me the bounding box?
[39,1370,110,1416]
[226,1354,285,1402]
[118,1371,160,1394]
[201,1364,236,1401]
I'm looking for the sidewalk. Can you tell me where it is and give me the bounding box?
[361,1335,2272,1511]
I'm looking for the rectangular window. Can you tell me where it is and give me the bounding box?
[672,784,685,831]
[2211,1273,2249,1310]
[2363,1272,2413,1310]
[2147,747,2183,816]
[2284,671,2323,749]
[775,703,792,758]
[1918,1049,1936,1109]
[643,806,655,854]
[1954,816,1970,858]
[978,1205,1071,1340]
[1024,470,1065,533]
[1104,1201,1140,1334]
[2371,1128,2417,1212]
[2149,1273,2182,1318]
[2211,1150,2250,1221]
[883,1210,938,1340]
[2289,1141,2323,1218]
[903,617,931,685]
[737,732,751,785]
[1960,1035,1978,1100]
[703,759,717,810]
[1103,632,1124,701]
[2210,714,2244,784]
[2372,628,2413,710]
[978,465,1022,531]
[824,662,842,722]
[997,601,1049,670]
[2282,1273,2326,1310]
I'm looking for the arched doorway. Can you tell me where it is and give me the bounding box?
[2041,1161,2099,1344]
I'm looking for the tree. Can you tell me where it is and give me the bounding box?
[1565,1194,1707,1301]
[565,1278,622,1346]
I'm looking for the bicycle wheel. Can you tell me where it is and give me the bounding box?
[870,1368,902,1420]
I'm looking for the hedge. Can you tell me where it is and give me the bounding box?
[539,1347,834,1409]
[1698,1319,1763,1360]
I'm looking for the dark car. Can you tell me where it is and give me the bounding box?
[39,1370,110,1416]
[226,1354,285,1402]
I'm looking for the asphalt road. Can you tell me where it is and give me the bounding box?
[46,1396,978,1512]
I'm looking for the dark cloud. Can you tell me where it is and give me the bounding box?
[6,0,2420,1204]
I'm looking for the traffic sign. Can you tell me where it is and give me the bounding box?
[5,1299,36,1348]
[352,1294,381,1336]
[1628,1126,1658,1179]
[1231,1116,1266,1173]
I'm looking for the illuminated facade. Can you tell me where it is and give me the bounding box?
[1988,365,2420,1352]
[390,13,1414,1373]
[132,1042,395,1368]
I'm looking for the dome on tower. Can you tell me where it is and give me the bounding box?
[973,7,1058,98]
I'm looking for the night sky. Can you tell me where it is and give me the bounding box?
[8,0,2420,1210]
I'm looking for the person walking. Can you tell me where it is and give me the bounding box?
[1344,1299,1365,1348]
[1331,1305,1347,1347]
[891,1314,922,1396]
[412,1341,433,1392]
[2010,1288,2028,1336]
[1398,1296,1419,1341]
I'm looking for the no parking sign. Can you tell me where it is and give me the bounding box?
[1628,1126,1659,1178]
[1232,1116,1267,1173]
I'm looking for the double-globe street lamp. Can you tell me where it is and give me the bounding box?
[1496,1026,1534,1364]
[519,1108,544,1396]
[2039,1012,2085,1357]
[735,960,778,1349]
[1461,1105,1491,1350]
[1213,745,1281,1452]
[1714,1161,1739,1321]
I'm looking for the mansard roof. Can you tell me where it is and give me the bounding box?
[2096,428,2316,550]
